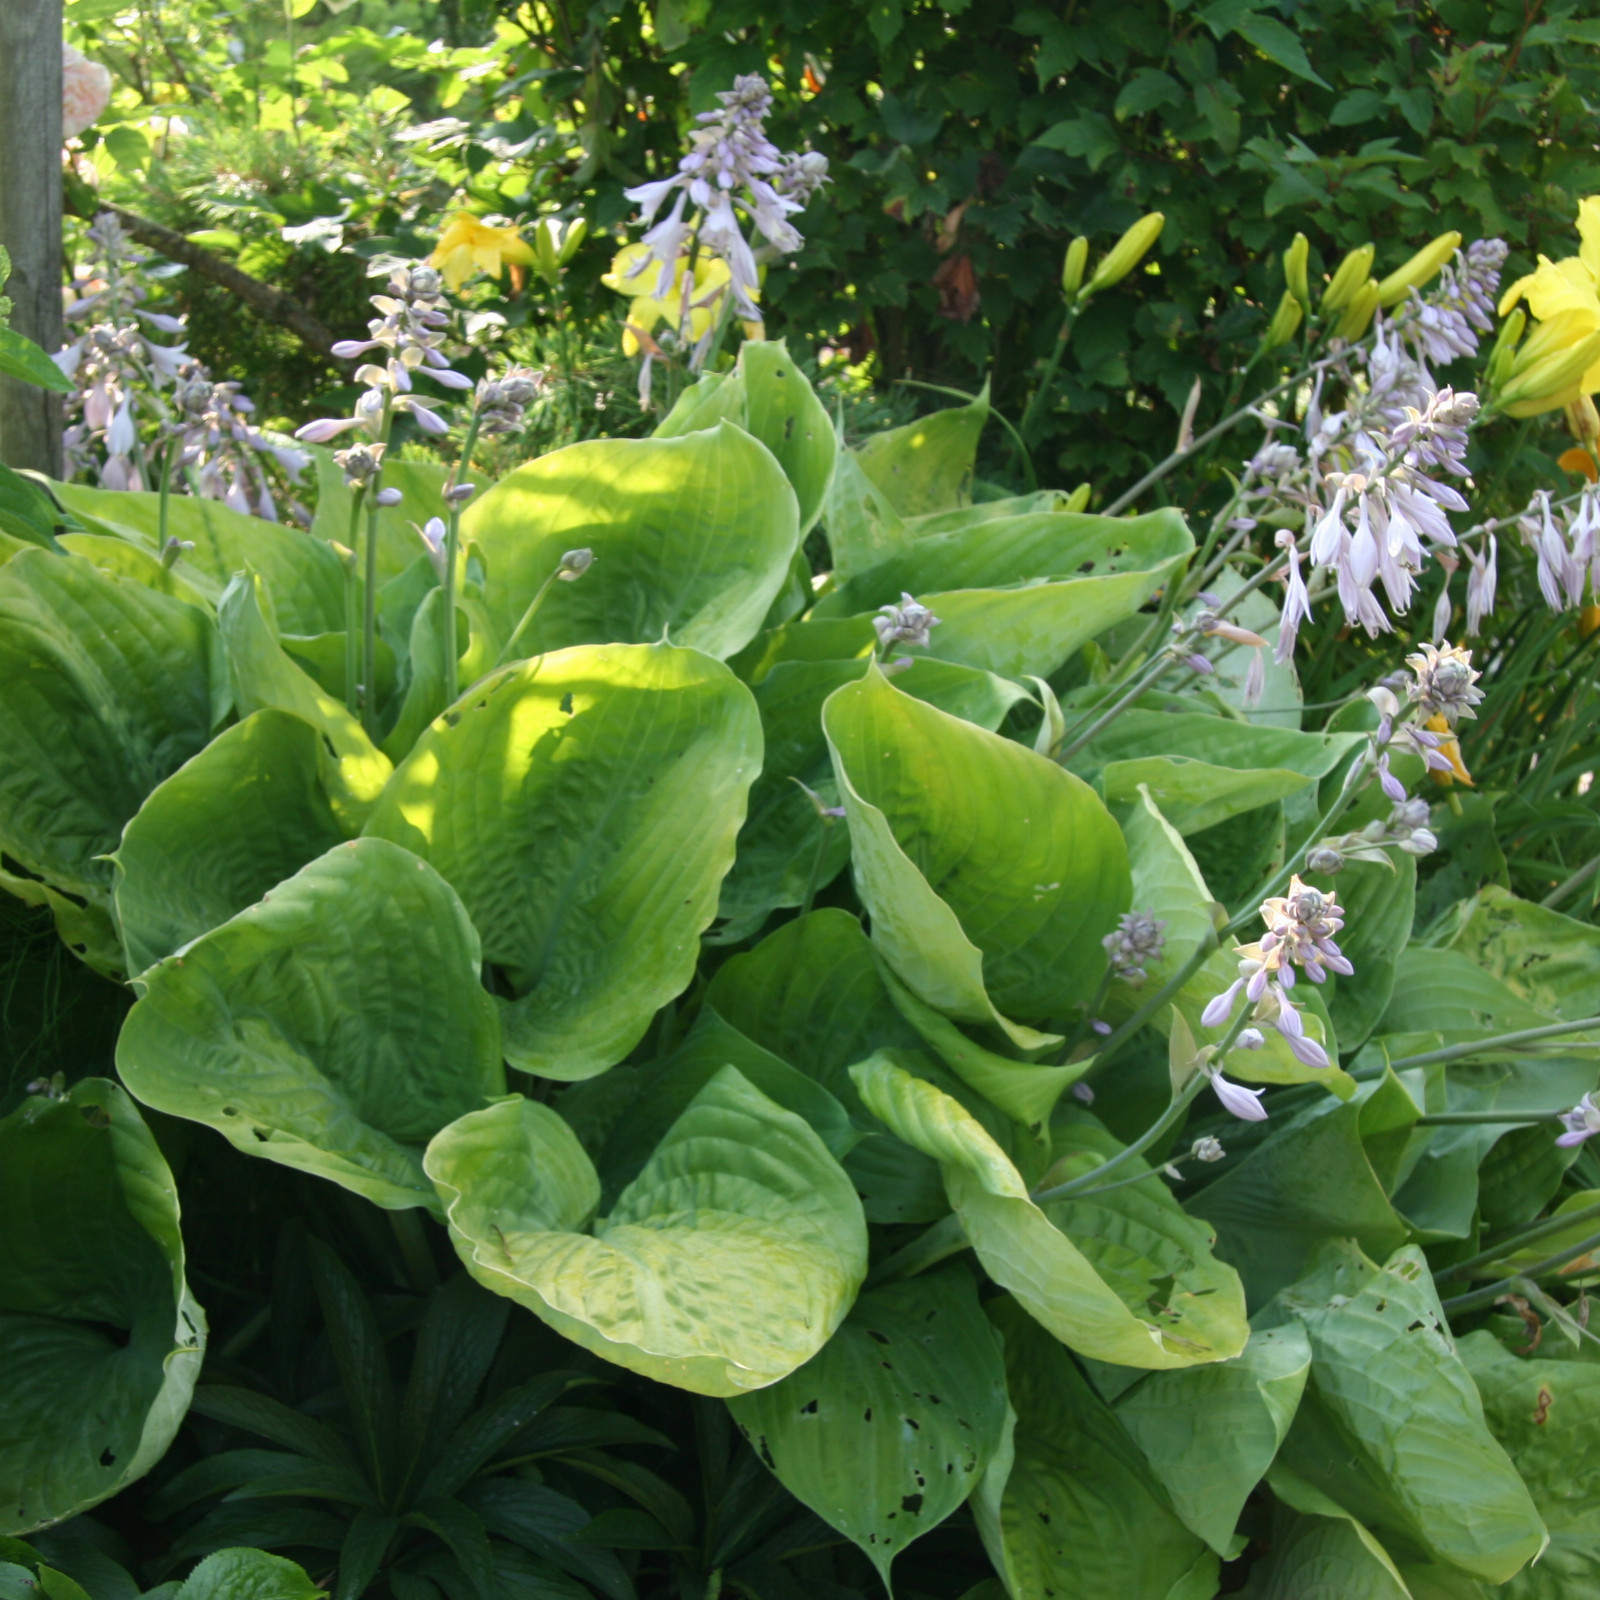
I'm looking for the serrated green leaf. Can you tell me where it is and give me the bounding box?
[112,709,346,974]
[974,1298,1214,1600]
[0,1080,205,1533]
[0,548,217,900]
[426,1069,868,1396]
[1114,1324,1310,1554]
[853,1056,1246,1368]
[365,641,758,1079]
[728,1268,1008,1584]
[174,1547,325,1600]
[117,838,503,1212]
[460,424,798,663]
[825,664,1128,1044]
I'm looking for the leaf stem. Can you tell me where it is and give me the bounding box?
[1414,1110,1560,1125]
[1434,1200,1600,1287]
[342,484,367,715]
[1387,1016,1600,1070]
[1440,1227,1600,1317]
[1018,298,1083,446]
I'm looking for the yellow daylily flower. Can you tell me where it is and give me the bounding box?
[1495,196,1600,413]
[600,244,758,356]
[1425,713,1473,787]
[428,213,538,293]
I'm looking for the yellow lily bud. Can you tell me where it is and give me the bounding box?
[1485,308,1525,388]
[559,217,588,264]
[533,219,560,284]
[1283,233,1310,308]
[1321,244,1375,312]
[1062,236,1089,296]
[1376,231,1462,309]
[1064,482,1091,513]
[1334,280,1380,342]
[1262,290,1304,351]
[1567,395,1600,444]
[1499,329,1600,417]
[1086,212,1165,295]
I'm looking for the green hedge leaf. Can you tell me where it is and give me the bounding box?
[460,424,798,663]
[425,1067,868,1397]
[173,1548,326,1600]
[112,709,346,975]
[727,1268,1009,1584]
[825,665,1128,1043]
[117,837,504,1212]
[853,1056,1245,1368]
[365,641,759,1080]
[0,1079,205,1533]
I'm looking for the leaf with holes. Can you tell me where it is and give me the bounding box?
[425,1068,867,1396]
[365,641,760,1080]
[0,1079,205,1533]
[116,837,503,1212]
[728,1268,1008,1585]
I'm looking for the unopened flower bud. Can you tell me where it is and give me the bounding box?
[1262,290,1303,352]
[444,482,477,504]
[1322,244,1375,312]
[1283,232,1310,308]
[1236,1028,1265,1050]
[1086,212,1164,295]
[1376,231,1462,309]
[1306,846,1344,874]
[1566,395,1600,445]
[160,536,195,570]
[558,547,594,580]
[1335,279,1381,342]
[1191,1135,1226,1163]
[1062,236,1089,296]
[375,486,403,506]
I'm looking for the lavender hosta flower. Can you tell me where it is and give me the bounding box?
[1405,640,1484,725]
[1557,1094,1600,1148]
[1208,1068,1268,1123]
[1517,488,1597,615]
[1465,534,1498,635]
[1102,911,1168,987]
[475,369,542,436]
[1274,529,1313,664]
[414,516,448,582]
[334,442,385,488]
[1396,240,1506,367]
[1387,796,1439,857]
[874,593,940,650]
[1306,845,1344,875]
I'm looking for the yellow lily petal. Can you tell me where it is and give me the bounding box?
[1580,196,1600,286]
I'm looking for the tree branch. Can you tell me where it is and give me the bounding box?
[66,196,341,359]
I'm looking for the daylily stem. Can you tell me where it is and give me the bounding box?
[1018,298,1084,445]
[1388,1016,1600,1070]
[1434,1200,1600,1287]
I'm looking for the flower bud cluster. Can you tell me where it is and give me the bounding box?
[474,369,542,436]
[873,593,940,650]
[1102,911,1167,987]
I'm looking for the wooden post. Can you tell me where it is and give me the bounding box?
[0,0,65,478]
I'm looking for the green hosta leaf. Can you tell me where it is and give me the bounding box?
[217,572,391,829]
[0,463,65,550]
[727,1268,1008,1584]
[853,1056,1245,1368]
[461,425,798,663]
[173,1548,326,1600]
[1378,946,1565,1043]
[1101,757,1311,836]
[705,908,924,1102]
[1310,854,1415,1055]
[0,1079,205,1533]
[821,448,910,579]
[656,340,835,533]
[425,1068,868,1396]
[814,508,1190,617]
[1449,885,1600,1022]
[824,665,1128,1045]
[1118,787,1349,1096]
[117,837,503,1212]
[974,1298,1214,1600]
[381,586,451,762]
[310,451,450,591]
[1460,1330,1600,1598]
[1189,1073,1417,1303]
[1113,1324,1311,1554]
[57,530,214,610]
[1244,1511,1411,1600]
[852,386,988,518]
[0,864,124,979]
[1270,1242,1546,1584]
[717,654,1033,943]
[597,1006,859,1196]
[0,548,217,901]
[0,326,73,392]
[112,710,346,975]
[53,484,344,636]
[365,641,759,1080]
[905,491,1080,535]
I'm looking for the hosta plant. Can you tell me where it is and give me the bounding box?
[2,303,1599,1600]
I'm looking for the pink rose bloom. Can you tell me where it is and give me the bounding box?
[62,44,113,139]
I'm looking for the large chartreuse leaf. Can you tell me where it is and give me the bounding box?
[116,838,503,1212]
[0,1079,205,1533]
[854,1056,1245,1368]
[655,339,835,533]
[821,449,911,580]
[1118,787,1347,1095]
[974,1298,1216,1600]
[112,710,346,975]
[425,1067,868,1397]
[824,665,1128,1045]
[365,641,759,1079]
[1460,1330,1600,1598]
[1188,1073,1417,1303]
[0,548,218,901]
[217,572,391,828]
[1113,1324,1311,1555]
[1449,885,1600,1022]
[717,654,1034,943]
[460,424,798,662]
[1268,1241,1545,1584]
[853,386,988,518]
[53,483,344,637]
[727,1268,1008,1585]
[310,450,451,590]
